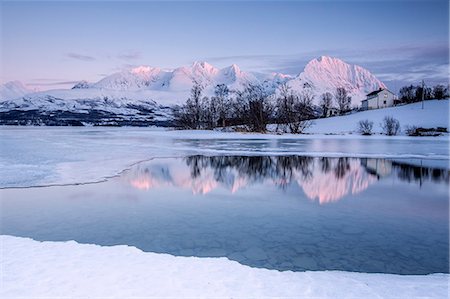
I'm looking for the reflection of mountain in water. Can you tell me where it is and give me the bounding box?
[124,156,449,204]
[299,158,377,203]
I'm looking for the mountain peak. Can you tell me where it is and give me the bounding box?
[289,56,386,104]
[310,56,346,67]
[131,66,155,74]
[229,64,241,73]
[316,55,330,62]
[72,80,90,89]
[129,66,163,78]
[0,80,32,100]
[192,61,215,70]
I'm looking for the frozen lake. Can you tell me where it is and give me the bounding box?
[1,154,448,274]
[0,127,448,188]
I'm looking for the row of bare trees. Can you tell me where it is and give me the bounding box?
[174,82,319,133]
[398,84,449,103]
[318,87,352,118]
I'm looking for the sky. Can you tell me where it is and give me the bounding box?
[0,0,448,92]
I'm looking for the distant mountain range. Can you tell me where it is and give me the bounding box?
[0,56,386,126]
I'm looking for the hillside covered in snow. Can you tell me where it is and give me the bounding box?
[0,56,387,126]
[304,99,448,135]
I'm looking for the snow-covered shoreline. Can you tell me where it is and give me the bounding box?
[1,235,447,299]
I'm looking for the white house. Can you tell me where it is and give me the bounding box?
[361,88,396,110]
[361,158,392,178]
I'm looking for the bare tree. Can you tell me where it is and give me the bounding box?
[173,104,193,129]
[275,83,296,133]
[200,96,215,129]
[319,92,333,117]
[275,84,314,134]
[381,116,400,136]
[335,87,351,115]
[189,81,203,128]
[357,119,374,135]
[432,84,449,100]
[212,84,231,127]
[399,85,416,103]
[244,84,274,133]
[173,81,203,129]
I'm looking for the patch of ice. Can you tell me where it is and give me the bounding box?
[0,126,448,188]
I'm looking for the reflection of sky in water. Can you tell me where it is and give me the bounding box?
[1,156,448,274]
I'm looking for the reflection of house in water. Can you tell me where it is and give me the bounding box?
[361,158,392,178]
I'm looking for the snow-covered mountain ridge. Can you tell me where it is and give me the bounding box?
[89,61,276,94]
[0,56,386,125]
[289,56,386,104]
[2,56,385,103]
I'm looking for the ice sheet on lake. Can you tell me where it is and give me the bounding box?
[0,127,448,188]
[1,235,448,299]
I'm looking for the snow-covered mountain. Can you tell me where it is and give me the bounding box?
[0,56,386,125]
[288,56,386,104]
[82,56,384,105]
[0,81,32,100]
[92,62,260,92]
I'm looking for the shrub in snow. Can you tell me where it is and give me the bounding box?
[381,116,400,136]
[357,119,374,135]
[404,125,419,136]
[405,126,445,137]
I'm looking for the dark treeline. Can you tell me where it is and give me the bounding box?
[398,84,449,103]
[391,161,449,184]
[174,82,353,133]
[173,82,280,132]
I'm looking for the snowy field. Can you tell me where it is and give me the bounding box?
[306,99,448,134]
[1,235,448,299]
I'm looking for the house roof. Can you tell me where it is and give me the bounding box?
[366,88,384,97]
[366,88,394,97]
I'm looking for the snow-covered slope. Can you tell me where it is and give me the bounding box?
[0,87,174,126]
[94,66,170,90]
[288,56,385,105]
[305,100,448,134]
[0,81,32,100]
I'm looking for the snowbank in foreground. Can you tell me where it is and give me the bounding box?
[1,235,447,299]
[305,100,449,134]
